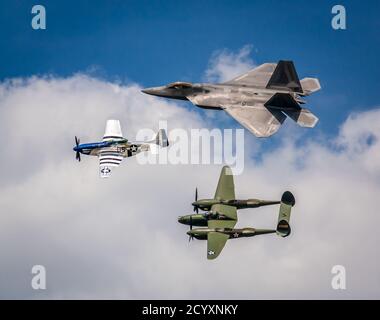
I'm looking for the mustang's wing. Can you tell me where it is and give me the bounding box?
[210,204,237,222]
[223,63,277,87]
[103,119,123,142]
[207,232,230,260]
[99,150,124,178]
[214,166,235,201]
[223,104,286,138]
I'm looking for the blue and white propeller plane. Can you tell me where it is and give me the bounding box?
[73,119,169,178]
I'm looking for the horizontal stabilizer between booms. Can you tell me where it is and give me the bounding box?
[276,191,295,237]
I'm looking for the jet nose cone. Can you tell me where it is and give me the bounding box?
[141,87,157,95]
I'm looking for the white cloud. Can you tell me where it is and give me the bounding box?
[205,45,256,83]
[0,51,380,299]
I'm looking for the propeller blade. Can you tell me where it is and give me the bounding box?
[190,216,192,230]
[192,187,199,213]
[75,136,81,162]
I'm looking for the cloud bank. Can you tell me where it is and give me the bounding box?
[0,49,379,299]
[205,45,256,83]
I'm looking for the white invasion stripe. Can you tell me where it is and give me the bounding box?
[99,158,122,162]
[99,160,122,165]
[100,162,120,167]
[99,156,123,160]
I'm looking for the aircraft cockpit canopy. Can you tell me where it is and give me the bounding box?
[166,82,193,90]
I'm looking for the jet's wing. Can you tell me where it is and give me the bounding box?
[210,204,237,222]
[223,104,286,138]
[207,231,230,260]
[223,63,277,87]
[99,150,124,178]
[214,166,235,201]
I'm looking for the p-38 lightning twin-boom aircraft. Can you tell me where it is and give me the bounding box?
[142,60,320,138]
[178,166,296,259]
[73,119,169,178]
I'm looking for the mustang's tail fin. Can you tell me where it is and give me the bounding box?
[266,60,303,93]
[153,129,169,147]
[276,191,295,237]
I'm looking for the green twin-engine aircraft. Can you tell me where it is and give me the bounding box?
[178,166,295,260]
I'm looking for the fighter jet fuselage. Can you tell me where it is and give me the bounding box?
[142,61,321,138]
[143,82,304,110]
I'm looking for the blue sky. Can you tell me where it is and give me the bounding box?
[1,0,379,136]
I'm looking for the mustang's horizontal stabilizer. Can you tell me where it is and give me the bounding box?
[103,119,123,141]
[276,191,295,237]
[224,104,286,138]
[266,61,303,93]
[300,78,321,95]
[282,108,319,128]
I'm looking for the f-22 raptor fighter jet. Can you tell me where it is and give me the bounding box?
[142,61,320,137]
[178,166,295,259]
[73,119,169,178]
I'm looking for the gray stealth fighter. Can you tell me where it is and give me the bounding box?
[142,61,321,137]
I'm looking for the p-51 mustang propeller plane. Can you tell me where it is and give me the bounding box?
[142,60,321,138]
[73,119,169,178]
[178,166,296,259]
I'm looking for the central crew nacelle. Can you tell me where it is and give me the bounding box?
[178,212,232,227]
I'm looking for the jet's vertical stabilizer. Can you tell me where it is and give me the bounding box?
[266,61,303,93]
